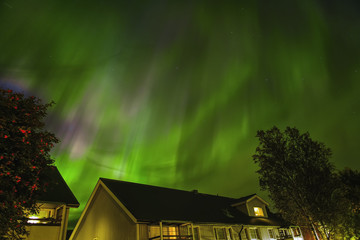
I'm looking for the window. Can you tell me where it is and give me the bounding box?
[215,228,227,240]
[193,227,200,240]
[240,229,248,240]
[268,229,274,239]
[249,229,259,239]
[253,207,264,217]
[148,226,160,239]
[279,229,289,238]
[163,226,178,239]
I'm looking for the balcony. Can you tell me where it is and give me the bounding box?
[26,217,61,226]
[149,235,193,240]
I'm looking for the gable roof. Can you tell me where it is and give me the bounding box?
[100,178,286,226]
[232,194,270,207]
[37,167,79,207]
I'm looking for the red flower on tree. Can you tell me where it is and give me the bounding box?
[0,88,59,238]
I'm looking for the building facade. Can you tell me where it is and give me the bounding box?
[70,178,302,240]
[25,167,79,240]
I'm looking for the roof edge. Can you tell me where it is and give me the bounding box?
[231,194,269,207]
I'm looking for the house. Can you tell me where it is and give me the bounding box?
[70,178,303,240]
[25,167,79,240]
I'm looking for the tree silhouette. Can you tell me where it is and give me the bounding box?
[253,126,341,240]
[0,88,59,239]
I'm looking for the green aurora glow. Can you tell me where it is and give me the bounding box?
[1,0,360,227]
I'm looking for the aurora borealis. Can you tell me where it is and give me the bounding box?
[1,0,360,228]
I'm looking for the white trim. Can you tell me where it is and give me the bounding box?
[193,226,201,240]
[190,223,195,240]
[231,195,269,207]
[59,205,68,240]
[136,224,140,240]
[246,204,251,216]
[99,181,137,223]
[160,221,164,240]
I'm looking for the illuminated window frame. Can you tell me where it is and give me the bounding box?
[253,207,264,217]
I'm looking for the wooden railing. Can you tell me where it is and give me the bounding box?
[26,217,61,226]
[149,235,193,240]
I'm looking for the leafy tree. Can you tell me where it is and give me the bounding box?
[252,126,344,240]
[336,168,360,239]
[0,88,59,239]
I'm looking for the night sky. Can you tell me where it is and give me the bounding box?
[1,0,360,227]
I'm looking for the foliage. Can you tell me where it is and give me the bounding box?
[252,126,357,240]
[0,89,59,239]
[336,168,360,239]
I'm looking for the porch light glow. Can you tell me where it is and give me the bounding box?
[27,215,40,224]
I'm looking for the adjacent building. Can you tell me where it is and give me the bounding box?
[25,167,79,240]
[70,178,303,240]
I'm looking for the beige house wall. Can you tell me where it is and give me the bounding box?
[24,203,70,240]
[71,185,136,240]
[139,224,149,240]
[26,226,61,240]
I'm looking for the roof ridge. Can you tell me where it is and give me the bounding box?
[99,178,239,200]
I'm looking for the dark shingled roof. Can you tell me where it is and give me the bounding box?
[100,178,286,226]
[37,167,79,207]
[235,194,257,203]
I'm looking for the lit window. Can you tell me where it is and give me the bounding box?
[163,226,178,239]
[148,226,160,239]
[253,207,264,216]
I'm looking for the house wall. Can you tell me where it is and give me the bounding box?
[71,186,136,240]
[26,225,61,240]
[139,223,301,240]
[139,224,149,240]
[197,225,293,240]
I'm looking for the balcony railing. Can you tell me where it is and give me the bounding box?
[277,235,294,240]
[26,217,61,226]
[149,235,193,240]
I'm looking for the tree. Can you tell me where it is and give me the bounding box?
[252,126,344,240]
[336,168,360,239]
[0,88,59,239]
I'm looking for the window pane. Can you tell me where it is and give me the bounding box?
[253,207,264,216]
[240,229,248,240]
[215,228,227,240]
[194,227,200,240]
[149,226,160,239]
[250,229,258,239]
[268,229,274,238]
[293,227,301,237]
